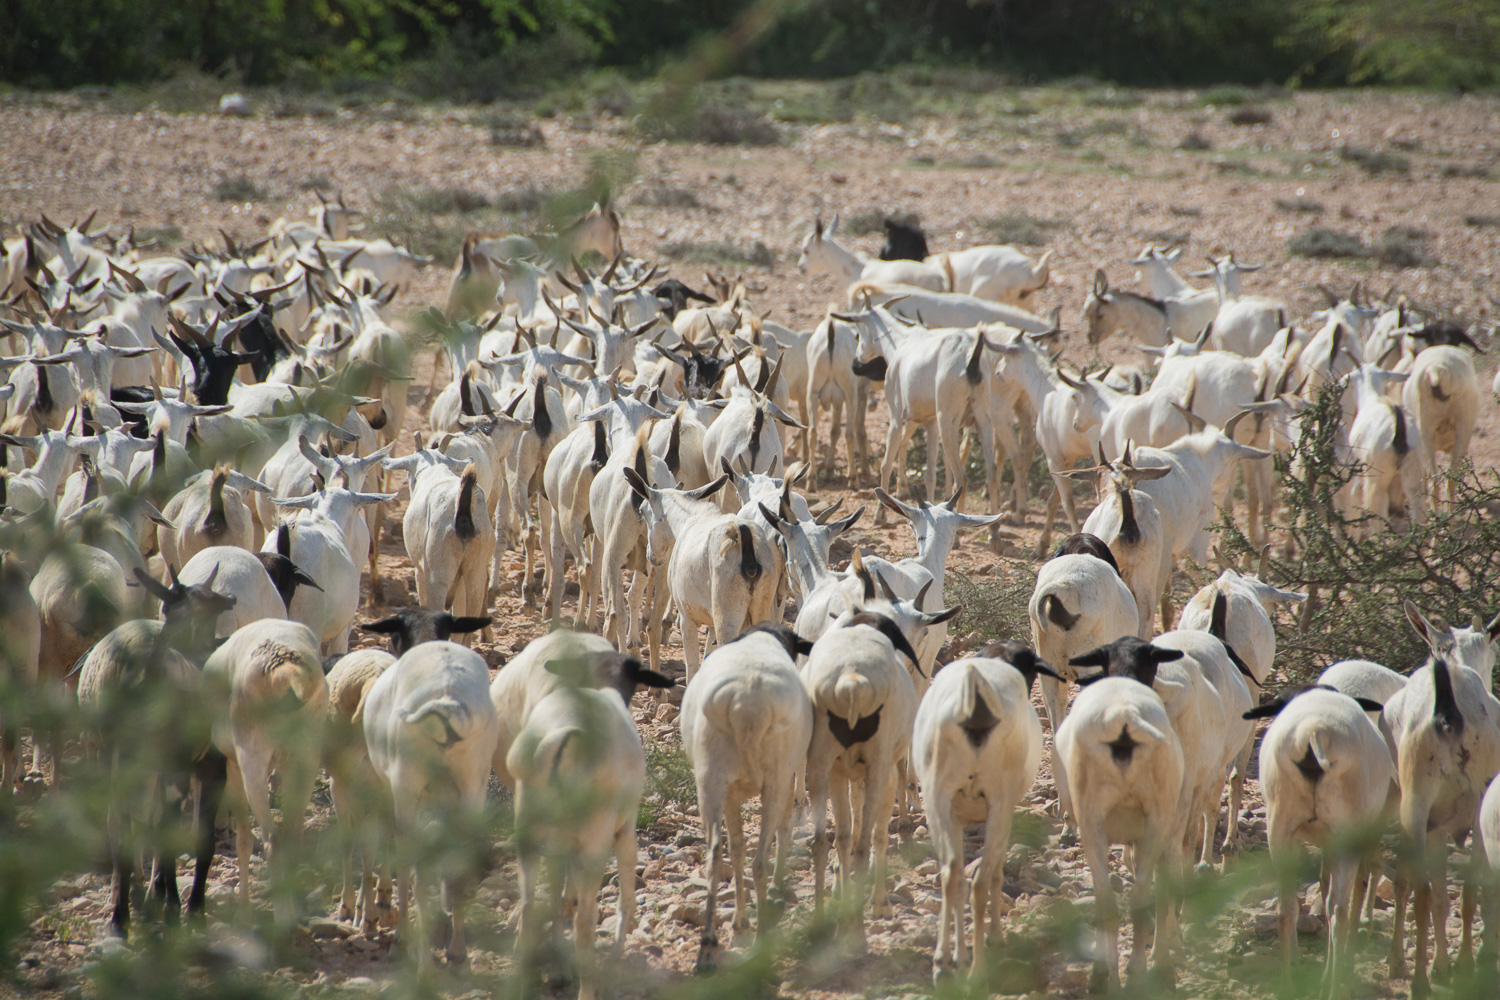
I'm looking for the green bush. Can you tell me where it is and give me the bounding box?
[1287,227,1371,260]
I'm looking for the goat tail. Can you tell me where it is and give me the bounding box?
[1034,249,1054,288]
[832,670,881,727]
[455,463,480,541]
[533,727,583,784]
[399,697,473,750]
[1034,588,1082,632]
[1432,658,1465,737]
[265,648,326,709]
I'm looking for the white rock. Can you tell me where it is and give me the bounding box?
[219,94,252,117]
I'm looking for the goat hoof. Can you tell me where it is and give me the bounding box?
[1411,973,1431,999]
[695,938,719,976]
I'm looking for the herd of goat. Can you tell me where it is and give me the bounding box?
[1,193,1498,1000]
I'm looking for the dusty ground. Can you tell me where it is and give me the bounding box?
[3,86,1500,999]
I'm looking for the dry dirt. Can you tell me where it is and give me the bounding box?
[3,87,1500,999]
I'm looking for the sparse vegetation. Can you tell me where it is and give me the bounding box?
[1442,163,1492,179]
[1287,226,1371,260]
[977,210,1067,247]
[1179,131,1213,151]
[1227,106,1273,126]
[1464,214,1500,228]
[635,99,780,147]
[634,185,705,210]
[211,174,267,202]
[1375,224,1437,267]
[1199,85,1250,106]
[1274,196,1325,214]
[659,239,774,269]
[1339,144,1410,176]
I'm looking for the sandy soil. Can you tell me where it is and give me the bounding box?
[3,86,1500,999]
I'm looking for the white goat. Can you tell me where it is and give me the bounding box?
[680,624,814,971]
[201,619,327,924]
[1402,345,1478,506]
[508,682,647,1000]
[914,642,1058,978]
[797,215,947,292]
[1381,656,1500,992]
[363,641,498,965]
[1245,685,1394,996]
[1055,674,1185,991]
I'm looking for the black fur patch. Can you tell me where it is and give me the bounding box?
[959,694,998,748]
[1118,488,1140,545]
[748,407,765,466]
[1044,593,1081,630]
[1051,533,1121,576]
[665,413,681,474]
[530,378,552,440]
[276,522,292,559]
[1389,403,1409,458]
[590,421,609,472]
[205,470,229,539]
[964,333,985,385]
[455,469,479,542]
[845,612,923,675]
[828,707,882,748]
[1293,745,1324,782]
[851,355,888,382]
[1433,658,1465,738]
[33,362,53,414]
[737,523,761,582]
[368,407,388,430]
[1107,727,1138,765]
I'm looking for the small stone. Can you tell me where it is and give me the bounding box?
[915,895,942,914]
[380,577,412,606]
[219,94,252,117]
[1254,912,1279,936]
[674,830,702,848]
[655,703,679,723]
[351,938,381,952]
[1374,876,1395,903]
[1297,912,1325,936]
[665,903,703,927]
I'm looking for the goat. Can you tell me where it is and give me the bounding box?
[508,681,649,1000]
[1027,550,1139,742]
[262,484,394,654]
[1403,598,1500,690]
[914,642,1059,978]
[797,214,947,292]
[1402,345,1478,507]
[624,468,780,679]
[316,646,395,932]
[1335,363,1426,530]
[74,568,234,938]
[29,543,130,785]
[1055,672,1185,991]
[489,629,674,792]
[930,246,1053,306]
[161,465,270,567]
[802,315,870,488]
[801,610,922,943]
[1080,467,1170,637]
[1243,686,1393,996]
[363,641,499,965]
[384,452,494,632]
[1381,656,1500,994]
[177,544,319,636]
[201,619,328,926]
[846,280,1057,333]
[681,623,814,971]
[1069,635,1232,873]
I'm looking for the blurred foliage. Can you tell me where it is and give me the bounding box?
[4,0,1498,93]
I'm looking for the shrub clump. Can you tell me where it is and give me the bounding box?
[1287,227,1370,260]
[1339,145,1410,176]
[659,240,774,269]
[979,210,1067,247]
[211,174,267,202]
[636,100,780,147]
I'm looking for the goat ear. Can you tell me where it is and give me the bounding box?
[1242,697,1289,720]
[630,665,676,689]
[1151,647,1186,663]
[688,474,729,500]
[873,487,911,518]
[1068,649,1110,669]
[1353,697,1386,713]
[293,567,323,591]
[1404,599,1435,645]
[133,567,174,602]
[1485,610,1500,644]
[621,466,652,501]
[361,617,403,634]
[1092,269,1108,296]
[794,636,815,657]
[921,605,961,627]
[448,616,492,634]
[831,505,865,535]
[1074,670,1109,687]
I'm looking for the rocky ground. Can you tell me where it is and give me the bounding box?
[3,84,1500,999]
